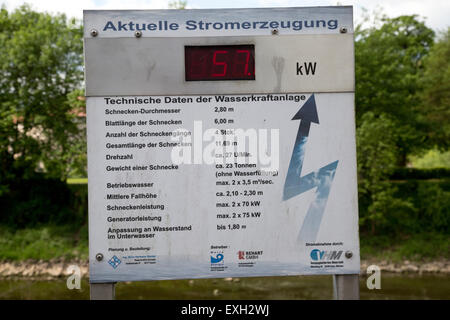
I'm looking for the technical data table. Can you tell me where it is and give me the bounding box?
[87,93,360,282]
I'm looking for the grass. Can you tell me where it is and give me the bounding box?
[360,232,450,262]
[0,224,88,261]
[0,222,447,262]
[66,178,87,184]
[409,148,450,169]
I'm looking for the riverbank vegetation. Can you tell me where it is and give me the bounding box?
[0,172,448,262]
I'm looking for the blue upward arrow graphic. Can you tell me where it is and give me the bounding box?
[283,94,339,242]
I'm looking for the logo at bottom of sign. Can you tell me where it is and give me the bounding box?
[237,250,263,268]
[108,255,121,269]
[210,250,227,271]
[310,249,344,269]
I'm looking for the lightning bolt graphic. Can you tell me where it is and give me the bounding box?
[283,94,339,243]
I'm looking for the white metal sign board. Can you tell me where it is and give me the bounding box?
[84,7,360,283]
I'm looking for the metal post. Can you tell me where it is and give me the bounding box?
[333,274,359,300]
[90,283,116,300]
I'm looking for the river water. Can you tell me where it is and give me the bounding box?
[0,274,448,299]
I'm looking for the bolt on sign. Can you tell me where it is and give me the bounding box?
[84,7,360,283]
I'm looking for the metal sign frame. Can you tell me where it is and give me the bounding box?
[84,6,360,300]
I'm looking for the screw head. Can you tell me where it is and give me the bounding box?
[134,30,142,38]
[90,29,98,37]
[345,251,353,259]
[340,26,348,34]
[271,29,279,35]
[95,253,104,261]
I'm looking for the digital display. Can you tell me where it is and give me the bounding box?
[185,45,255,81]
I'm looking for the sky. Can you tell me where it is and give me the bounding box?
[1,0,449,31]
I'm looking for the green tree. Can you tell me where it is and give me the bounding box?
[0,5,83,190]
[168,1,187,9]
[45,89,87,178]
[355,15,435,164]
[419,28,450,149]
[356,112,414,234]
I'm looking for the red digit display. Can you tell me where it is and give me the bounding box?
[185,45,255,81]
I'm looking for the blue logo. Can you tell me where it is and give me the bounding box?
[310,249,343,261]
[310,249,324,261]
[108,255,121,269]
[210,253,224,264]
